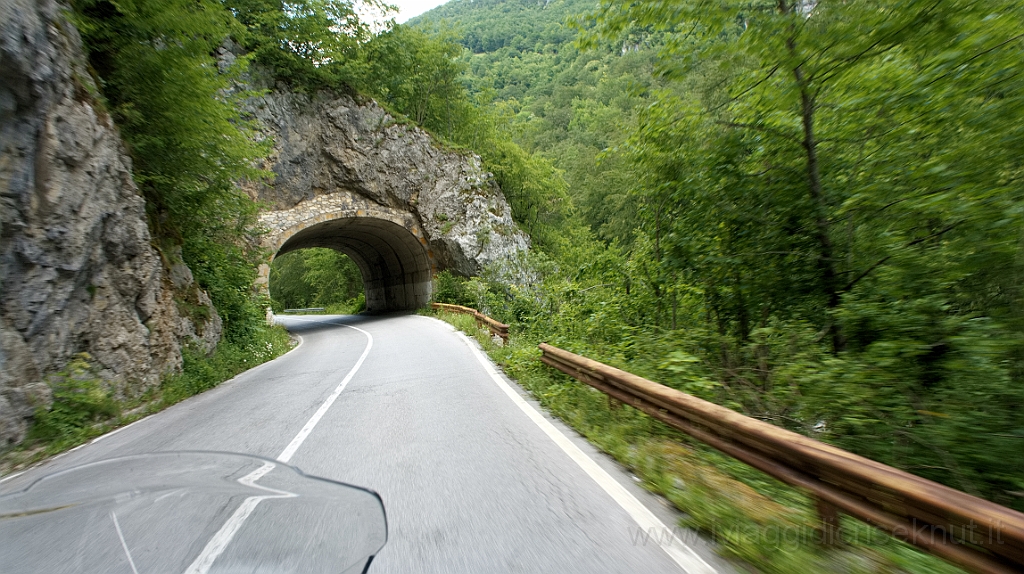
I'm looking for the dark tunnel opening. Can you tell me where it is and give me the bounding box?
[273,217,433,312]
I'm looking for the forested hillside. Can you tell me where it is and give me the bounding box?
[414,1,1024,571]
[414,0,654,240]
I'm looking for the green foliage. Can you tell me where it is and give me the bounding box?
[224,0,388,91]
[72,0,264,230]
[160,325,293,405]
[269,248,364,311]
[361,25,471,134]
[323,293,366,314]
[29,354,120,451]
[431,270,476,307]
[567,0,1024,505]
[72,0,272,342]
[414,0,656,244]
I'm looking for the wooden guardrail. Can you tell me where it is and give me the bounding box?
[539,343,1024,574]
[431,303,509,342]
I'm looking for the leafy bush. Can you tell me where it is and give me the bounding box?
[432,270,476,307]
[29,354,120,451]
[159,325,292,406]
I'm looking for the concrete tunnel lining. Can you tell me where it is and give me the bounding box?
[274,217,433,312]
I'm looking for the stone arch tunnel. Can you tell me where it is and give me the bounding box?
[247,91,530,314]
[258,203,435,313]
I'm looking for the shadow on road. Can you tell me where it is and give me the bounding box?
[275,311,417,335]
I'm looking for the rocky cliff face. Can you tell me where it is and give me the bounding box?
[243,87,530,277]
[0,0,219,448]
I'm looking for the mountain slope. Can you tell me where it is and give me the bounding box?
[412,0,660,240]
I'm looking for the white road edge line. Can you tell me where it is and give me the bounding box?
[454,330,717,574]
[0,471,24,484]
[90,414,150,445]
[183,317,369,574]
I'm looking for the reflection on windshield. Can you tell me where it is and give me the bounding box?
[0,452,386,574]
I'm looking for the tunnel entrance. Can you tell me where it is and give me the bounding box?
[272,217,433,312]
[270,248,364,312]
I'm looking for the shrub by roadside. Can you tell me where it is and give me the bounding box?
[429,308,965,574]
[1,325,293,476]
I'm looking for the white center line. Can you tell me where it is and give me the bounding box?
[182,462,296,574]
[182,316,372,574]
[275,320,373,463]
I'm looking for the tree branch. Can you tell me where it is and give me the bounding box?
[842,221,962,293]
[715,120,801,144]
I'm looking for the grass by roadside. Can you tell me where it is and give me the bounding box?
[429,309,965,574]
[0,325,294,477]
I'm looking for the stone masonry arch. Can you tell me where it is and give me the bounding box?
[244,89,530,313]
[258,197,433,311]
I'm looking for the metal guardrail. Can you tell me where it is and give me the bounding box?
[281,308,325,313]
[539,343,1024,574]
[431,303,509,342]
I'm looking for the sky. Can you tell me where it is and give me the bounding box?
[390,0,449,23]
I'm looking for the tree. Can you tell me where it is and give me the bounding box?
[224,0,391,90]
[577,0,1024,497]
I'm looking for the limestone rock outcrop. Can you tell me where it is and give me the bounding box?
[0,0,219,448]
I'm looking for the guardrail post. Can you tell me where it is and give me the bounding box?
[815,496,842,547]
[433,302,510,344]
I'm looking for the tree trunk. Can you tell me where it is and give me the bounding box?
[781,0,845,352]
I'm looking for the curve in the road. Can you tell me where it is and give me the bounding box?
[1,314,734,574]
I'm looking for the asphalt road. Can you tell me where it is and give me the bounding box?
[1,314,734,574]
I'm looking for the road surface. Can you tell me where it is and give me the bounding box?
[1,313,733,574]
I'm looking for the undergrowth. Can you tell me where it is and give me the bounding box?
[272,294,366,316]
[2,325,293,474]
[430,309,965,574]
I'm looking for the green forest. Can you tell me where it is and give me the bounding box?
[51,0,1024,571]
